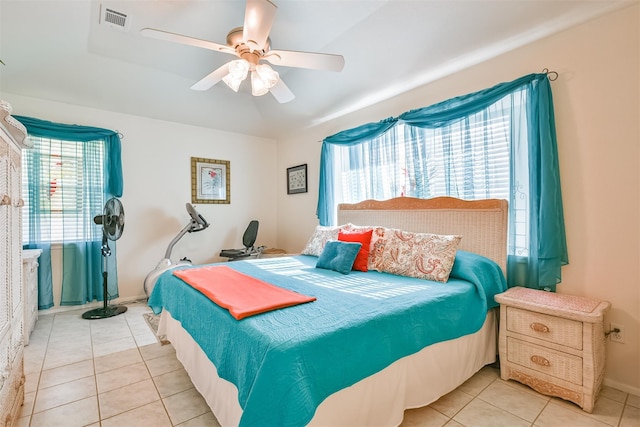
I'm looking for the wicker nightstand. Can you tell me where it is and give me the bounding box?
[494,287,610,413]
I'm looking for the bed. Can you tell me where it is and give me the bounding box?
[148,196,508,426]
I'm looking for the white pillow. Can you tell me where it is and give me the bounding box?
[301,225,341,257]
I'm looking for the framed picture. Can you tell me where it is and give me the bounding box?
[191,157,230,204]
[287,163,308,194]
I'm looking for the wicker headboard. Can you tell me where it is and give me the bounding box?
[337,197,508,276]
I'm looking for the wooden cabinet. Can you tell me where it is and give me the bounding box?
[22,249,41,346]
[0,100,30,427]
[495,286,610,413]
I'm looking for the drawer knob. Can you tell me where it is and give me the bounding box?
[0,195,10,206]
[531,355,551,367]
[530,322,550,333]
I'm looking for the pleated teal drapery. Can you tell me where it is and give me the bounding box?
[318,73,568,290]
[15,115,123,308]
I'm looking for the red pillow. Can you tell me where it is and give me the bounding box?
[338,229,373,272]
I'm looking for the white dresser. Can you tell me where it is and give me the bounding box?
[0,100,30,427]
[22,249,41,346]
[495,286,610,413]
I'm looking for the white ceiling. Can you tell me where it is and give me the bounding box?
[0,0,632,139]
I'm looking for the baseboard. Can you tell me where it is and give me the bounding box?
[603,377,640,396]
[39,301,104,315]
[38,294,149,315]
[118,294,150,305]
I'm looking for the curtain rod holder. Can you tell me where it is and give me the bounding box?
[542,68,558,81]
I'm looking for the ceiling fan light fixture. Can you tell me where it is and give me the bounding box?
[222,74,244,92]
[250,70,269,96]
[251,63,279,96]
[256,63,278,88]
[223,59,250,92]
[228,59,250,77]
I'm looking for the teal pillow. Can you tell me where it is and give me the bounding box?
[315,240,362,274]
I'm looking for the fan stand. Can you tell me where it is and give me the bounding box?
[82,234,128,319]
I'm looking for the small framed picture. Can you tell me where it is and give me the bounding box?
[287,164,308,195]
[191,157,230,204]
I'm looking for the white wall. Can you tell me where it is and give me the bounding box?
[276,5,640,394]
[4,94,278,305]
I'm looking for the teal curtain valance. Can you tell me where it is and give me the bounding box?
[14,116,124,197]
[324,117,398,146]
[398,73,542,128]
[322,73,544,144]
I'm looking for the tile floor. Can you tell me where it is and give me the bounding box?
[16,301,640,427]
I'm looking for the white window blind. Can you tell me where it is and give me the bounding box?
[22,137,105,244]
[334,107,526,254]
[337,119,511,202]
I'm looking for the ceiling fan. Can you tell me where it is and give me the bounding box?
[140,0,345,103]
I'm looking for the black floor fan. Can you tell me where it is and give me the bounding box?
[82,197,128,319]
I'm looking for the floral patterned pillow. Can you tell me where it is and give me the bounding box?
[301,225,342,257]
[370,228,462,282]
[341,223,388,270]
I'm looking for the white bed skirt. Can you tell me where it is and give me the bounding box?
[159,309,497,426]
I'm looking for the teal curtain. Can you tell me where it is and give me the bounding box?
[24,243,53,310]
[318,73,568,290]
[16,116,123,307]
[60,240,117,305]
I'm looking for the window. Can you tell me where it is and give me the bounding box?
[22,136,105,244]
[15,114,124,309]
[319,73,567,289]
[331,101,528,255]
[337,118,511,201]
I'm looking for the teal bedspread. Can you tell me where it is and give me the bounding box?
[148,250,506,427]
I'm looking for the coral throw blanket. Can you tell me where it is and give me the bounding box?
[173,265,316,320]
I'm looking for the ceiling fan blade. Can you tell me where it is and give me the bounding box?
[140,28,236,55]
[191,63,230,91]
[270,78,295,104]
[243,0,277,51]
[263,50,345,72]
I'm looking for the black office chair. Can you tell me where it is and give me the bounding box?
[220,220,265,261]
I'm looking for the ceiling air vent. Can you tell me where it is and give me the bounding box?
[100,4,131,31]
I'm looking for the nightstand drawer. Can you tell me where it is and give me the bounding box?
[506,306,583,350]
[507,337,583,385]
